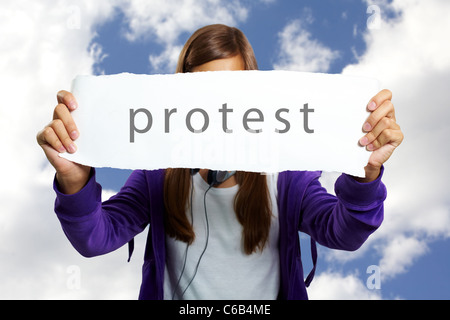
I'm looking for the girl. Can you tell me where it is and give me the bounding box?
[37,24,403,299]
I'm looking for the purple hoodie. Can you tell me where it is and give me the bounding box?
[54,168,386,299]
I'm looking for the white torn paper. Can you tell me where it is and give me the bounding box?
[62,71,380,177]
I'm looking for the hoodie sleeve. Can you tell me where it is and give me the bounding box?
[53,168,152,257]
[298,168,386,251]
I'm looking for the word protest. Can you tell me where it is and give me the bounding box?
[63,71,379,176]
[129,102,315,142]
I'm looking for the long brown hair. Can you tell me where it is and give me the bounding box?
[164,24,272,255]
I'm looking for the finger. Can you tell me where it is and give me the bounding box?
[367,89,392,111]
[57,90,78,111]
[50,119,77,153]
[53,103,79,140]
[37,126,67,153]
[366,128,404,151]
[360,117,400,146]
[363,99,396,132]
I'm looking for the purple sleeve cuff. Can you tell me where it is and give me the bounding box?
[53,168,101,220]
[335,166,387,210]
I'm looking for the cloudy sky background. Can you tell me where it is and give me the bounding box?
[1,0,449,299]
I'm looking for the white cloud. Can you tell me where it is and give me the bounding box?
[148,44,184,74]
[274,19,340,73]
[335,0,450,281]
[120,0,250,72]
[308,272,382,300]
[0,0,143,299]
[122,0,248,43]
[102,189,117,202]
[378,236,429,280]
[353,24,358,38]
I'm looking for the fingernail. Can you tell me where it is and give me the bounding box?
[367,144,374,151]
[368,101,376,111]
[59,145,67,153]
[359,136,369,146]
[69,100,78,110]
[68,143,77,153]
[70,130,79,140]
[363,122,372,132]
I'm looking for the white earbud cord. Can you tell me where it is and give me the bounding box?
[179,183,212,298]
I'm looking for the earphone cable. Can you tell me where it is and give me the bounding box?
[171,174,195,300]
[180,184,212,298]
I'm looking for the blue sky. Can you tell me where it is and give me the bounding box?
[1,0,449,300]
[95,0,369,75]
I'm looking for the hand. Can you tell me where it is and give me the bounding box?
[36,90,91,194]
[358,89,404,182]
